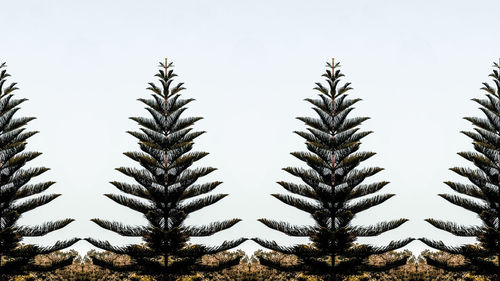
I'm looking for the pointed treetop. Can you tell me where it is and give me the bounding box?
[158,58,173,70]
[325,57,340,70]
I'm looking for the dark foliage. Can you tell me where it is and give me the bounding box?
[0,61,79,279]
[86,59,246,281]
[253,59,413,281]
[420,61,500,281]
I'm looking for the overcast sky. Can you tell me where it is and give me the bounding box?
[1,0,499,257]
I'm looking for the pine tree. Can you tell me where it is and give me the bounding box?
[86,59,247,281]
[252,59,414,281]
[0,61,79,279]
[420,60,500,281]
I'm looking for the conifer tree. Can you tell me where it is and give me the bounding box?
[86,59,246,281]
[0,61,79,279]
[253,59,414,281]
[420,60,500,281]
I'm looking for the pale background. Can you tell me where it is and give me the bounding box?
[0,0,497,257]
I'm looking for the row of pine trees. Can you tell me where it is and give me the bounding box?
[0,58,499,281]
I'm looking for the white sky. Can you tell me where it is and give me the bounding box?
[1,0,499,257]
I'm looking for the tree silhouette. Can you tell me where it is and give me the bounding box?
[253,59,413,281]
[421,60,500,281]
[87,59,246,281]
[0,61,79,280]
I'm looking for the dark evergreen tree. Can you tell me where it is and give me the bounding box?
[0,61,79,279]
[420,60,500,281]
[86,59,247,281]
[252,59,414,281]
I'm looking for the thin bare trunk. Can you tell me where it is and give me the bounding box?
[163,58,170,269]
[330,58,336,275]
